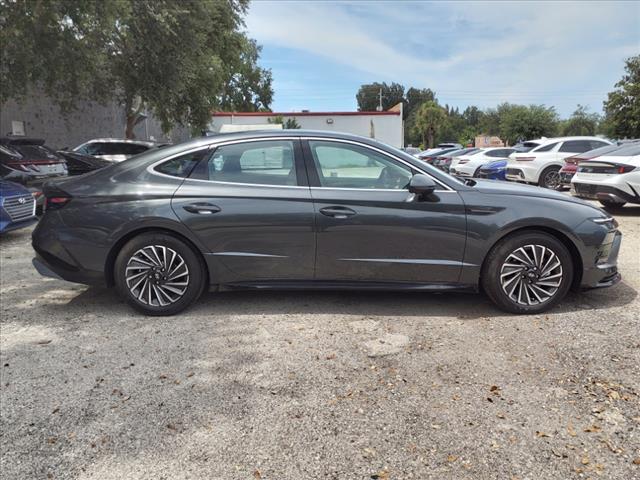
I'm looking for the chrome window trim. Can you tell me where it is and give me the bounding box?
[147,136,455,192]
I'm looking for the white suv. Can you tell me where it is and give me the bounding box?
[450,147,517,177]
[571,140,640,211]
[505,136,611,189]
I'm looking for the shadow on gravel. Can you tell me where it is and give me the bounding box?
[57,279,638,320]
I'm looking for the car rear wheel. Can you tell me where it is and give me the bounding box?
[482,231,573,314]
[114,232,206,316]
[538,166,561,189]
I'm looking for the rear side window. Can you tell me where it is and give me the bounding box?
[155,150,205,178]
[190,140,297,186]
[534,142,559,152]
[559,140,596,153]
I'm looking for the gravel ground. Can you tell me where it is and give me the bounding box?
[1,203,639,480]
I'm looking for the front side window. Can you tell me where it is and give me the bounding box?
[308,140,413,189]
[191,140,297,186]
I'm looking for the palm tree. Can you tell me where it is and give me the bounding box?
[414,101,446,148]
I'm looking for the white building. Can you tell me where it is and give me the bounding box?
[209,105,404,148]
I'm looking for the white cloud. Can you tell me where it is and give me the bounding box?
[246,1,640,113]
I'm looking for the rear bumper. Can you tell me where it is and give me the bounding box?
[572,182,640,204]
[31,215,106,286]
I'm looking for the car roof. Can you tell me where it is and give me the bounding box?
[81,138,158,147]
[0,137,46,146]
[536,136,609,144]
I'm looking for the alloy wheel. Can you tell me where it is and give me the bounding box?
[499,244,563,306]
[542,170,561,189]
[125,245,190,306]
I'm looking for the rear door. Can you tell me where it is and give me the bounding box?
[170,138,316,283]
[303,138,467,284]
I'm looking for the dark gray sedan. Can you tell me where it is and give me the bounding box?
[32,131,622,316]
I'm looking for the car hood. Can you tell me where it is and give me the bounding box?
[0,179,31,197]
[470,178,592,204]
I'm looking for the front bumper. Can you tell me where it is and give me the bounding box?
[505,163,539,183]
[580,230,622,289]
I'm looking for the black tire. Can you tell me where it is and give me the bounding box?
[538,166,561,189]
[600,200,626,211]
[481,231,574,314]
[114,232,206,316]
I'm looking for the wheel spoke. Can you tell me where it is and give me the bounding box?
[126,245,190,307]
[500,243,563,307]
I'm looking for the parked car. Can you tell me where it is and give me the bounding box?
[0,137,68,184]
[571,140,640,211]
[0,179,37,234]
[432,148,480,172]
[559,142,636,189]
[402,146,421,157]
[417,147,460,164]
[505,136,611,189]
[71,138,160,163]
[450,147,517,177]
[476,159,509,180]
[0,137,68,212]
[56,150,112,176]
[437,142,463,149]
[33,130,621,316]
[512,140,545,152]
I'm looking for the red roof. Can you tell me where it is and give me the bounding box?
[212,111,400,117]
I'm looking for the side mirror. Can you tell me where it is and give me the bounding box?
[408,174,437,197]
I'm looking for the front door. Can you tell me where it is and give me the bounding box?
[304,139,467,284]
[171,138,315,283]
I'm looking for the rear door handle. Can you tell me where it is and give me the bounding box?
[183,203,221,215]
[319,206,357,219]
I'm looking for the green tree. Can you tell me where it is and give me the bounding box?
[405,87,435,115]
[268,115,300,129]
[356,82,405,112]
[561,105,600,136]
[0,0,273,138]
[414,101,447,148]
[603,55,640,138]
[497,103,559,144]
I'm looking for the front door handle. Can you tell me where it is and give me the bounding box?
[319,206,357,219]
[183,203,221,215]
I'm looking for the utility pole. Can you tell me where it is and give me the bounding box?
[376,88,383,111]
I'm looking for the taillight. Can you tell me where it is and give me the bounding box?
[617,165,635,174]
[516,156,536,161]
[44,196,71,211]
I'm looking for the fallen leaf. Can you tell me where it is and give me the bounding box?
[584,424,601,433]
[326,353,336,360]
[567,421,577,437]
[186,372,194,378]
[633,458,640,465]
[581,455,590,465]
[47,437,57,444]
[447,454,458,462]
[253,469,262,479]
[497,412,506,419]
[536,431,550,438]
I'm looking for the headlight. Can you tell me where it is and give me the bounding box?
[591,216,618,230]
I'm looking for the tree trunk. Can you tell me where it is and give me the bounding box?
[125,112,138,139]
[427,131,434,148]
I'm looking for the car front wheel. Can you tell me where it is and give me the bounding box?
[482,231,573,314]
[114,232,206,316]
